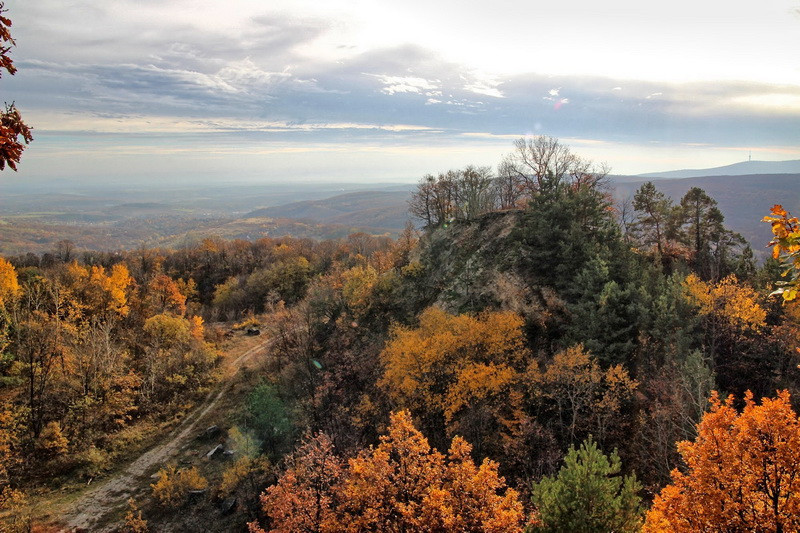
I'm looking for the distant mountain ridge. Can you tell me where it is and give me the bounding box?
[636,160,800,179]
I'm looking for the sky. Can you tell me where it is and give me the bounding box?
[3,0,800,183]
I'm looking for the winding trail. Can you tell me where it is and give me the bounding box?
[57,337,273,532]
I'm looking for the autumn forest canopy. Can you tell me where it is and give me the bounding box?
[4,5,800,532]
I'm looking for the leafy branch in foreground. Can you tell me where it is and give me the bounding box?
[763,204,800,300]
[0,3,32,171]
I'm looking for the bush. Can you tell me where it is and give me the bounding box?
[151,464,208,508]
[76,446,111,480]
[218,455,270,497]
[0,487,31,533]
[122,498,148,533]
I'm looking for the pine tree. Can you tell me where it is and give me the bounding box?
[531,437,642,533]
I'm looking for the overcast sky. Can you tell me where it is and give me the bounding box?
[3,0,800,183]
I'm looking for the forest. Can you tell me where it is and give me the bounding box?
[0,135,799,532]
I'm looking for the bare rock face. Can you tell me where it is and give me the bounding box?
[410,210,567,325]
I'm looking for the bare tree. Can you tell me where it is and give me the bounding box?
[408,174,437,227]
[616,195,636,242]
[506,136,576,194]
[410,167,497,226]
[453,165,495,221]
[503,136,609,197]
[410,136,610,228]
[494,157,525,209]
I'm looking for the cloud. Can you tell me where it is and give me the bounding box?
[371,75,440,95]
[463,72,504,98]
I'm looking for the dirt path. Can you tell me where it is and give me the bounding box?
[56,337,273,532]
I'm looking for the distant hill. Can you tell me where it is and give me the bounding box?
[615,173,800,258]
[636,160,800,179]
[243,190,414,231]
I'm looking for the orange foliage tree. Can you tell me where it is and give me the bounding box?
[252,411,524,533]
[644,390,800,532]
[255,433,343,533]
[147,273,187,315]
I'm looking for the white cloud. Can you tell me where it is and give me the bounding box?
[729,92,800,113]
[371,75,440,95]
[26,111,439,135]
[463,71,504,98]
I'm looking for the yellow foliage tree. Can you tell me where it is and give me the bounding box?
[341,264,378,312]
[0,403,23,480]
[683,273,767,385]
[143,313,192,347]
[379,307,529,454]
[64,262,133,319]
[0,257,19,308]
[151,464,208,508]
[683,273,766,332]
[37,420,68,457]
[528,344,637,444]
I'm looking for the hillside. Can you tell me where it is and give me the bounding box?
[243,190,413,231]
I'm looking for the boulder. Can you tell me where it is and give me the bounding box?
[220,497,237,516]
[206,444,224,459]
